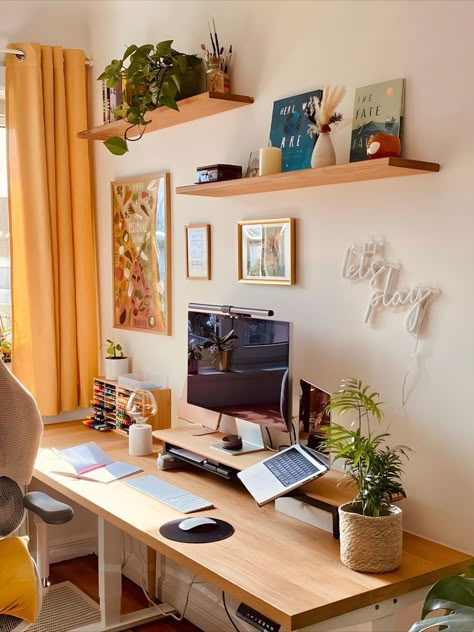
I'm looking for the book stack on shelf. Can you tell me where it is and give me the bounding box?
[101,78,124,124]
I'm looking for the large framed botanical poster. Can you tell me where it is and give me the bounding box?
[111,172,171,335]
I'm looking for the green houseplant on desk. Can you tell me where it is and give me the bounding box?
[104,339,129,380]
[323,377,410,573]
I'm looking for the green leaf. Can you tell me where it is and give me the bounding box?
[103,137,128,155]
[123,44,138,61]
[409,572,474,631]
[159,95,179,111]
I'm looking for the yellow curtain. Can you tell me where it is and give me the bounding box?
[6,43,98,415]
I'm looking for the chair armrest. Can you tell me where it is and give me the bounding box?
[23,491,74,525]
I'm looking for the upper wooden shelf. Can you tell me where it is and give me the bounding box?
[78,91,254,141]
[176,157,440,197]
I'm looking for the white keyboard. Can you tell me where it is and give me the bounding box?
[125,474,214,513]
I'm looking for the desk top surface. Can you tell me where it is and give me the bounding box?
[35,422,474,631]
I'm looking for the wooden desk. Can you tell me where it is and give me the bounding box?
[35,422,473,632]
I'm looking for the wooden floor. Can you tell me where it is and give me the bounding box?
[50,554,202,632]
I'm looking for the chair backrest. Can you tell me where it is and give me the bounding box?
[0,361,44,629]
[0,477,25,537]
[0,360,43,485]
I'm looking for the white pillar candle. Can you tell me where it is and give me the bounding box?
[258,147,282,176]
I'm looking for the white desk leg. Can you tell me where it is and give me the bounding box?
[71,517,176,632]
[98,517,122,627]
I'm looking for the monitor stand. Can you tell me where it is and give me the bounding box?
[210,418,266,455]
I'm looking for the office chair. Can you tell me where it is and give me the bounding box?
[0,360,74,631]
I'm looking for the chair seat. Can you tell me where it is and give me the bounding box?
[23,492,74,525]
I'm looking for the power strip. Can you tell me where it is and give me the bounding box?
[236,603,280,632]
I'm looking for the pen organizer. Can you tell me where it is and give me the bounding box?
[206,57,230,94]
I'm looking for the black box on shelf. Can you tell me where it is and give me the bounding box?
[195,163,242,184]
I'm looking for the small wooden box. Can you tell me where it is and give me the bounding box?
[195,163,242,184]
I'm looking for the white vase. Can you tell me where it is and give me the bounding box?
[104,356,129,380]
[311,132,336,168]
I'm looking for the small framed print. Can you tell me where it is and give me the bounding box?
[238,217,295,285]
[185,224,211,280]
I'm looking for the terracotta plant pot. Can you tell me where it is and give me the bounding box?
[339,502,402,573]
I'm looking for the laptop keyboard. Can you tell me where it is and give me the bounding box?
[263,447,320,488]
[125,475,214,513]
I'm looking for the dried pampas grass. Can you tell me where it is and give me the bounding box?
[319,85,346,127]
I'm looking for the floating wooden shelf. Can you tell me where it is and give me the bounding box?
[176,158,440,197]
[78,91,254,141]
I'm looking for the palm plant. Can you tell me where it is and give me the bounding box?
[322,377,410,517]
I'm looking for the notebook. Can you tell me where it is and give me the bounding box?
[51,441,142,483]
[237,444,328,506]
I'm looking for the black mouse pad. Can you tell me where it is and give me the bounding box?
[159,518,234,543]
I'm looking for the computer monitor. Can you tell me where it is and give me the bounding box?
[187,309,292,438]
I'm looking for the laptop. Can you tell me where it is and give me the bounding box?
[237,443,328,506]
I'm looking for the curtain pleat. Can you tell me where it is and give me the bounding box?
[6,43,98,415]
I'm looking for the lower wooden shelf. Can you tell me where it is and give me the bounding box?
[176,157,440,197]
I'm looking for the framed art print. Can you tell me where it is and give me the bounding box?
[185,224,211,280]
[111,172,171,335]
[238,218,295,285]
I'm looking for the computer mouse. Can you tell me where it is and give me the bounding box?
[178,516,218,532]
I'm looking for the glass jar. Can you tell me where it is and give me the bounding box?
[206,57,229,94]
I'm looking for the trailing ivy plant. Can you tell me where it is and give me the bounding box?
[98,41,198,155]
[322,377,411,517]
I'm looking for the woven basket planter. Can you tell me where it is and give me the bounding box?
[339,502,402,573]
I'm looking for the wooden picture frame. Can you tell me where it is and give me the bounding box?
[111,172,171,335]
[238,217,295,285]
[185,224,211,280]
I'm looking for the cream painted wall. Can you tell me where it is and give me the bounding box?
[2,0,473,559]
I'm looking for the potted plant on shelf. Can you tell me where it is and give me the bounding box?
[187,340,203,375]
[322,377,410,573]
[98,41,206,155]
[203,329,239,372]
[104,339,129,380]
[0,312,12,363]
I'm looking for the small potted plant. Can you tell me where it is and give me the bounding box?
[203,329,239,372]
[187,340,203,375]
[98,41,205,155]
[104,339,129,380]
[0,312,12,363]
[322,377,410,572]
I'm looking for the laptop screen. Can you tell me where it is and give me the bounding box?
[298,379,331,462]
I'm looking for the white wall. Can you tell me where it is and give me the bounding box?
[2,0,473,558]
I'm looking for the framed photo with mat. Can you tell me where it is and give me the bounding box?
[238,217,295,285]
